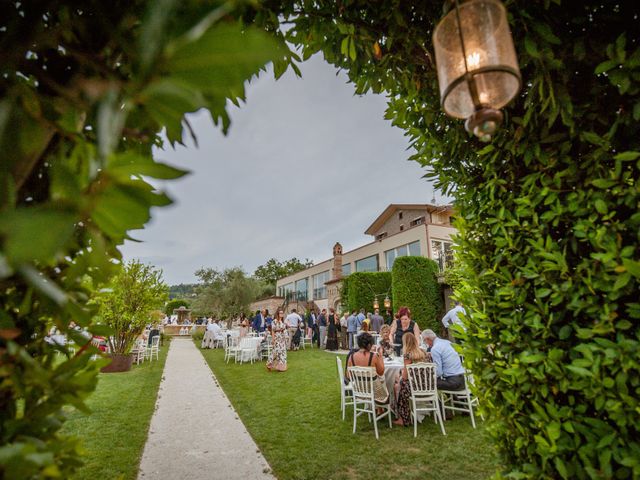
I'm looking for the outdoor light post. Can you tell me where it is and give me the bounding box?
[433,0,521,141]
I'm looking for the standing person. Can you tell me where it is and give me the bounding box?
[384,309,393,326]
[388,307,421,355]
[306,310,317,346]
[339,312,349,350]
[356,308,366,331]
[317,309,328,348]
[252,309,264,332]
[239,313,249,338]
[326,308,339,351]
[441,301,467,342]
[267,310,288,372]
[393,332,428,426]
[285,309,302,349]
[265,309,273,331]
[370,308,384,333]
[347,310,358,350]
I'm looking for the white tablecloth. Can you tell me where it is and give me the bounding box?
[383,359,404,410]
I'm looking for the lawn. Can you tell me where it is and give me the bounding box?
[60,343,169,480]
[199,347,500,480]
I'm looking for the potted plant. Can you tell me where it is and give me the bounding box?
[96,260,168,372]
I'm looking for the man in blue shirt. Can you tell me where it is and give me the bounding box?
[422,329,465,390]
[346,310,358,350]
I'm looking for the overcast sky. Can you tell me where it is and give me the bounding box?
[121,54,443,285]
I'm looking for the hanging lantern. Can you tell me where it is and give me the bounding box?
[383,296,391,309]
[433,0,521,141]
[373,297,380,310]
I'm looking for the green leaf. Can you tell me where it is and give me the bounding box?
[566,365,592,377]
[109,152,189,180]
[594,199,608,214]
[0,207,77,264]
[594,59,619,74]
[591,179,616,189]
[141,80,204,144]
[349,37,357,61]
[614,151,640,161]
[165,24,279,98]
[524,36,540,58]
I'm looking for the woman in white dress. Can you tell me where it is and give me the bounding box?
[266,310,288,372]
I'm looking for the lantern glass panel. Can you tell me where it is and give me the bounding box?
[433,0,521,119]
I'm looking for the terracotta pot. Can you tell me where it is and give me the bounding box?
[100,353,133,373]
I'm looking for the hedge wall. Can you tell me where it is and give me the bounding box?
[341,272,392,313]
[391,256,442,331]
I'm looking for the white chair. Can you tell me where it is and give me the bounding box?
[349,366,392,440]
[261,336,272,361]
[300,328,313,349]
[439,372,481,428]
[224,336,240,364]
[146,335,160,362]
[336,357,354,420]
[132,339,146,365]
[90,337,102,360]
[236,337,256,364]
[406,363,446,437]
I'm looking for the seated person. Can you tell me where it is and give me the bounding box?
[346,332,388,404]
[422,329,465,391]
[394,332,428,426]
[376,324,394,358]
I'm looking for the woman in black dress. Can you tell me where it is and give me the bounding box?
[326,307,339,351]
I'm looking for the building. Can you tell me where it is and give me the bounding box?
[274,203,456,313]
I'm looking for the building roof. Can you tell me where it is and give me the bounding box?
[364,203,454,235]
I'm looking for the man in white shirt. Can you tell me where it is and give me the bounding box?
[285,309,302,349]
[441,301,466,341]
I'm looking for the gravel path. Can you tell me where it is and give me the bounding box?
[137,338,274,480]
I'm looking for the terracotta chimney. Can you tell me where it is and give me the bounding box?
[332,242,343,280]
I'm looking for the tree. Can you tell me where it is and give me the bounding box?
[165,298,190,316]
[253,257,314,286]
[0,2,284,476]
[96,260,167,355]
[193,267,260,319]
[250,2,640,478]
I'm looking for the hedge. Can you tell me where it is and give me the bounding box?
[341,272,392,314]
[391,256,442,331]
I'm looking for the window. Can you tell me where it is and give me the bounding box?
[410,216,425,227]
[355,255,379,273]
[312,271,330,299]
[399,211,403,220]
[295,278,308,301]
[385,240,421,269]
[342,263,351,276]
[282,282,295,300]
[400,225,404,231]
[408,240,421,256]
[431,240,454,272]
[376,232,388,241]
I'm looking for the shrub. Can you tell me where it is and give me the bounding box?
[341,272,392,313]
[391,256,442,331]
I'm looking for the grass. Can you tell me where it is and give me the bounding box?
[199,347,500,480]
[60,343,169,480]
